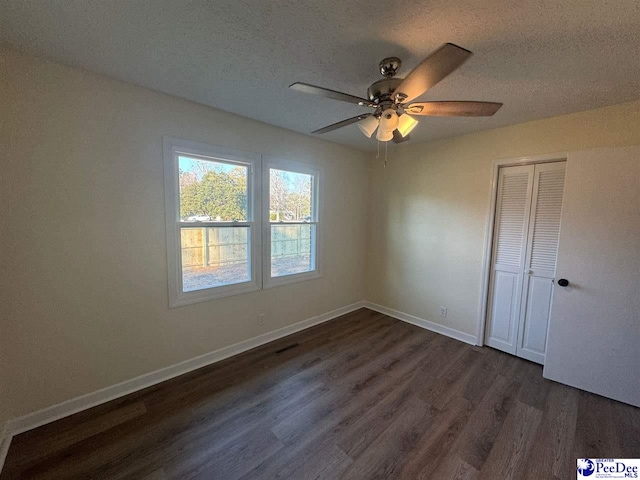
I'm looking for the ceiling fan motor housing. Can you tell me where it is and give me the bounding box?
[367,77,403,103]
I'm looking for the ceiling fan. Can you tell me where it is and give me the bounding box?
[290,43,502,143]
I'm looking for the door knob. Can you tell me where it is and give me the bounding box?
[557,278,569,287]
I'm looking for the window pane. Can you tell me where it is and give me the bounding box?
[181,227,250,291]
[269,168,313,222]
[271,224,314,277]
[179,155,248,222]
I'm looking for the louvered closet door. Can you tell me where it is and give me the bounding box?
[516,162,566,364]
[485,165,535,354]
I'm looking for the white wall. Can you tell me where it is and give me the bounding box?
[366,100,640,339]
[544,146,640,406]
[0,47,369,423]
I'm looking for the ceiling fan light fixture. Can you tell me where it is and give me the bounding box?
[378,109,399,132]
[397,114,418,137]
[357,115,379,138]
[291,44,502,145]
[376,128,394,142]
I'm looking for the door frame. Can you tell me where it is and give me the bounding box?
[476,152,568,346]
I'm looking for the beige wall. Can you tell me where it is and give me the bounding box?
[0,48,369,422]
[2,45,639,427]
[0,349,7,431]
[366,100,640,337]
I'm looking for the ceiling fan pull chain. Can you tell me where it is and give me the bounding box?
[376,139,380,159]
[384,141,388,168]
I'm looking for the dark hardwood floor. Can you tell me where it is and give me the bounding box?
[2,308,638,479]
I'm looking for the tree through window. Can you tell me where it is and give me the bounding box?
[164,137,321,306]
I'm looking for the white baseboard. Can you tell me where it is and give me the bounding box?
[0,299,477,474]
[363,301,478,346]
[0,300,365,473]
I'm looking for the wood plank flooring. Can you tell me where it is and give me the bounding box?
[2,308,638,479]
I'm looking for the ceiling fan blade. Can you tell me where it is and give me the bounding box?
[311,114,372,134]
[392,130,410,143]
[290,82,376,107]
[405,101,503,117]
[394,43,472,104]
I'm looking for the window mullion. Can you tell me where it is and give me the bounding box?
[178,222,252,228]
[267,222,316,226]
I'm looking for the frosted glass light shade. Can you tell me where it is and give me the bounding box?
[376,128,394,142]
[357,115,379,138]
[378,109,399,132]
[397,114,418,137]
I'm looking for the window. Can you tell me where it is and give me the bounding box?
[164,138,261,306]
[164,138,321,306]
[263,160,321,288]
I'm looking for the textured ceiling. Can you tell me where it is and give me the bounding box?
[1,0,639,151]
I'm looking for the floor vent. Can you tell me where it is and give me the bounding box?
[275,343,299,354]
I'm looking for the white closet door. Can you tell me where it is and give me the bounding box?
[485,165,534,354]
[516,162,566,364]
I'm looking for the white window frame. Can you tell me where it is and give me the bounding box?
[262,157,322,289]
[163,136,262,307]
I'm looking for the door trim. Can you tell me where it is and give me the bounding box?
[476,153,567,347]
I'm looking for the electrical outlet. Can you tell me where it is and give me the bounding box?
[258,313,266,326]
[438,306,447,318]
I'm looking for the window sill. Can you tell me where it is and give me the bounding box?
[263,271,322,290]
[169,281,261,308]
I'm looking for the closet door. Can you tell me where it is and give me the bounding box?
[516,162,566,364]
[485,165,534,354]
